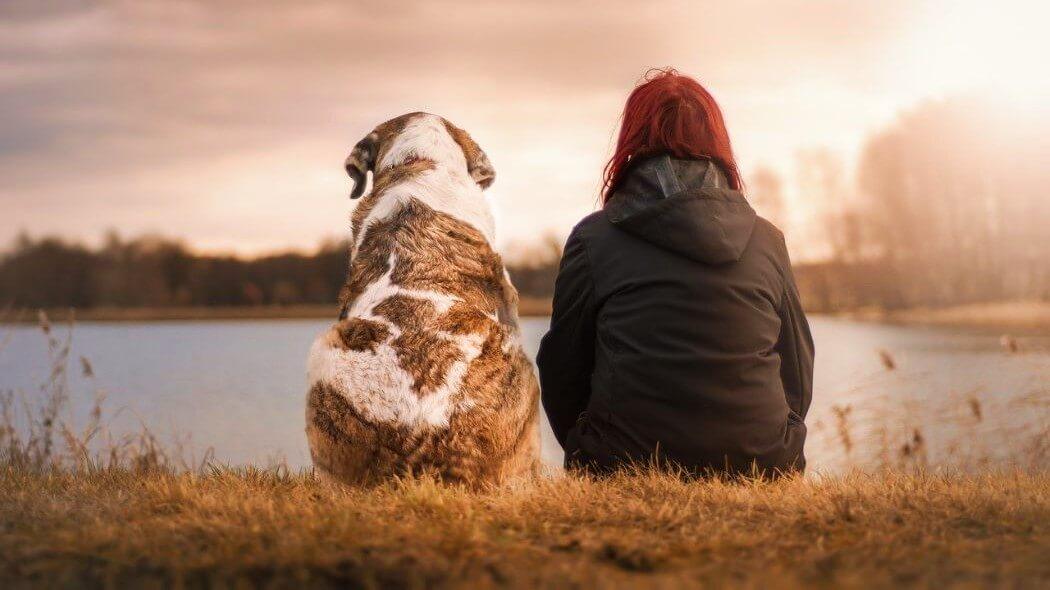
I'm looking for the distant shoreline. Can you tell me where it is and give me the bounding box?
[6,297,554,323]
[7,300,1049,333]
[839,300,1050,335]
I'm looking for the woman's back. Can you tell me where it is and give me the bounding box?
[538,155,813,476]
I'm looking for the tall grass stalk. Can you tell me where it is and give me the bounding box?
[0,311,210,474]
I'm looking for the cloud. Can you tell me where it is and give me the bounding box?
[1,0,1038,253]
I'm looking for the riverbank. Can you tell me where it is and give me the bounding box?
[9,300,1048,330]
[1,466,1046,588]
[8,297,554,323]
[845,300,1050,335]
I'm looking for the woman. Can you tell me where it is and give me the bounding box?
[537,69,814,477]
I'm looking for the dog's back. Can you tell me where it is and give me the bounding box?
[306,113,539,486]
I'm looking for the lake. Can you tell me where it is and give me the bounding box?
[1,316,1047,472]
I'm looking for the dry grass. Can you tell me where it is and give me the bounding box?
[1,312,208,474]
[0,466,1047,589]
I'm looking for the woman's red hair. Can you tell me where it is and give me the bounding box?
[602,68,742,203]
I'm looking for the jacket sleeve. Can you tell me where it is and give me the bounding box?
[775,247,815,419]
[537,228,598,448]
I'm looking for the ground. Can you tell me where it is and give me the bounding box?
[1,466,1047,589]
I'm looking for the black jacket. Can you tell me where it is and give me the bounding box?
[537,155,814,476]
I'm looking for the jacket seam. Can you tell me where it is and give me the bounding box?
[576,227,597,300]
[775,227,811,418]
[576,226,622,423]
[565,227,598,386]
[773,233,790,312]
[778,280,806,417]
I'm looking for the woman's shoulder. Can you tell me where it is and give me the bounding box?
[748,215,794,270]
[752,215,786,244]
[566,210,613,243]
[575,210,609,231]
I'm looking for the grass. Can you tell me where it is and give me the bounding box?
[1,312,1048,588]
[1,466,1048,588]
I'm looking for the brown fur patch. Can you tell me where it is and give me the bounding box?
[350,191,381,240]
[343,196,511,325]
[332,317,390,352]
[435,301,493,336]
[373,294,437,329]
[384,198,507,314]
[371,158,436,195]
[340,190,387,316]
[338,236,393,318]
[342,160,435,315]
[391,330,463,396]
[307,383,431,485]
[306,382,378,482]
[442,119,494,188]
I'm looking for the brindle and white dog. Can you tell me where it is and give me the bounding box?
[306,113,539,486]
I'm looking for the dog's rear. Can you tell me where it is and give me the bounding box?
[306,113,539,486]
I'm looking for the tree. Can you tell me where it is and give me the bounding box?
[856,96,1050,306]
[748,166,787,231]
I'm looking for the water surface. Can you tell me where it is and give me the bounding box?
[1,316,1046,471]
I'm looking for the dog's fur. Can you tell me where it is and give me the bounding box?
[306,113,539,486]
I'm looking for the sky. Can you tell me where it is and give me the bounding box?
[2,0,1047,257]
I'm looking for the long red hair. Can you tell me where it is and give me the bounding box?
[602,68,742,204]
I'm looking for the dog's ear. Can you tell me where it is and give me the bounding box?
[443,121,495,189]
[345,132,378,199]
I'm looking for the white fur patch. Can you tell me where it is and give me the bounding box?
[346,252,457,319]
[307,253,487,429]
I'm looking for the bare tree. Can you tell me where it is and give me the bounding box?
[796,148,862,264]
[856,97,1050,307]
[748,166,787,231]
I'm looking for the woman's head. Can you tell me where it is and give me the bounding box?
[602,68,741,203]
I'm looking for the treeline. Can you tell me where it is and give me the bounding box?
[0,233,347,309]
[0,232,558,310]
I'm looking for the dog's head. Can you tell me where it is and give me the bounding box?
[344,112,495,199]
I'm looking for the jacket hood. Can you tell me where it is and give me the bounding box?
[605,155,756,264]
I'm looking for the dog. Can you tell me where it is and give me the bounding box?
[305,112,540,486]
